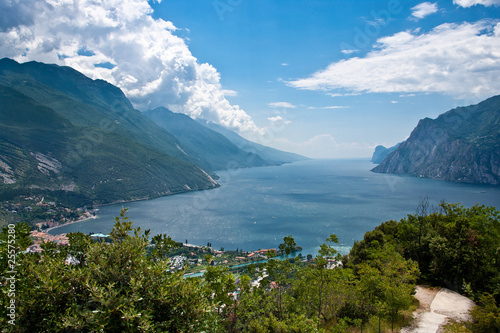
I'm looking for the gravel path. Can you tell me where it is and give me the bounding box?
[401,286,475,333]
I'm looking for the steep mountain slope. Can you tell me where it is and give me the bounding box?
[372,95,500,185]
[0,58,218,205]
[0,58,201,166]
[371,143,401,164]
[144,107,269,171]
[197,119,308,164]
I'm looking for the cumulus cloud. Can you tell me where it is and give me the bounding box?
[273,134,373,159]
[454,0,500,7]
[411,2,438,19]
[0,0,260,134]
[268,102,297,109]
[0,0,36,31]
[288,20,500,100]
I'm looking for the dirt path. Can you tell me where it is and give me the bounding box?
[401,286,475,333]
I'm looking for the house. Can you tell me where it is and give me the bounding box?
[257,249,276,255]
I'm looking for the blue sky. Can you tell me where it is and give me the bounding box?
[151,0,500,157]
[1,0,500,158]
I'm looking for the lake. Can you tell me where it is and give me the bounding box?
[49,159,500,256]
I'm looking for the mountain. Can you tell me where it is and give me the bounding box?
[0,58,204,166]
[143,107,269,171]
[372,95,500,185]
[197,119,308,164]
[0,58,218,206]
[371,143,401,164]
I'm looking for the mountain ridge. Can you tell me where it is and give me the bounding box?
[372,95,500,185]
[143,107,271,171]
[196,119,308,164]
[0,58,219,206]
[371,143,401,164]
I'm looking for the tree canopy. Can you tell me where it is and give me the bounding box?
[1,203,498,332]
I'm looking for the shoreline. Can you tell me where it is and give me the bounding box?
[43,182,226,234]
[91,160,307,209]
[92,187,218,208]
[36,162,302,235]
[43,215,98,234]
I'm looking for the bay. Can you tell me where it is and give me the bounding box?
[49,159,500,256]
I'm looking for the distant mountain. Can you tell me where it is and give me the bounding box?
[372,95,500,185]
[197,119,308,164]
[371,143,401,164]
[143,107,270,171]
[0,58,218,206]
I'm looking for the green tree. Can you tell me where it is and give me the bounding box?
[66,232,92,266]
[203,264,235,316]
[355,244,419,330]
[234,276,321,333]
[1,209,223,332]
[150,233,178,260]
[294,261,355,328]
[0,222,31,271]
[279,235,297,255]
[428,203,500,293]
[303,234,343,327]
[471,293,500,333]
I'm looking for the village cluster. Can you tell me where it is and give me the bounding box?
[1,195,96,230]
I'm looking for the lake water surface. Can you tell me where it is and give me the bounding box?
[50,159,500,256]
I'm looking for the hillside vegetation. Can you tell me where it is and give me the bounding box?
[144,107,270,171]
[0,58,219,206]
[1,203,498,332]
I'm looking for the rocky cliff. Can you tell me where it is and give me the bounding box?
[371,143,401,164]
[372,95,500,185]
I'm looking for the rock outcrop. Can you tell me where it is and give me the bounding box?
[371,143,401,164]
[372,95,500,185]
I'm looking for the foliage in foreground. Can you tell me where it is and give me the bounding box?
[1,202,498,332]
[1,210,220,332]
[346,202,500,332]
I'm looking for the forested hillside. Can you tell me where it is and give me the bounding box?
[0,58,219,206]
[1,203,498,332]
[143,107,270,171]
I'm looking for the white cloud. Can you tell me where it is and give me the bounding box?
[454,0,500,7]
[288,20,500,100]
[327,92,361,98]
[268,102,296,109]
[272,134,373,159]
[267,115,291,125]
[281,63,289,66]
[221,89,238,97]
[411,2,438,19]
[307,106,350,109]
[341,49,358,55]
[0,0,261,135]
